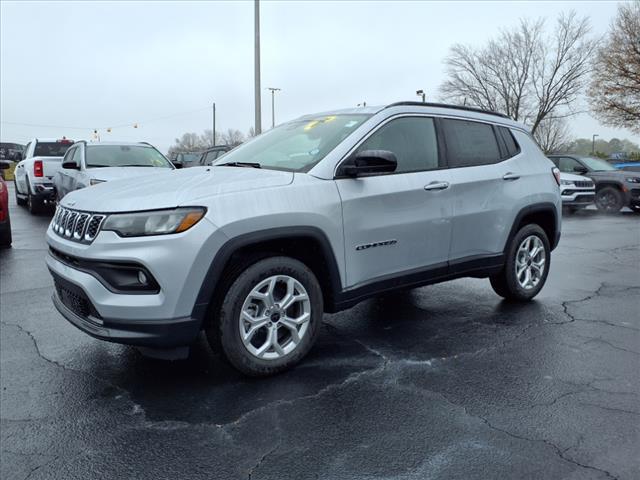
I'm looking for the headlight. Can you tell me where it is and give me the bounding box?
[625,177,640,183]
[101,207,206,237]
[90,179,106,186]
[560,179,574,186]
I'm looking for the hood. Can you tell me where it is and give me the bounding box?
[61,166,294,212]
[86,166,171,182]
[588,170,640,181]
[559,172,587,182]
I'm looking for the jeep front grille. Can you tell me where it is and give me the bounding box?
[51,206,105,243]
[574,180,594,188]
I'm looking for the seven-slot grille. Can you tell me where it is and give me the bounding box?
[52,206,105,243]
[574,180,594,188]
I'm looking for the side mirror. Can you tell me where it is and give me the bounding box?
[62,160,80,170]
[338,150,398,177]
[14,152,23,161]
[573,165,588,174]
[172,161,183,169]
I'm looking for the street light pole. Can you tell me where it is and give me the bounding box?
[592,134,599,154]
[254,0,262,135]
[416,89,426,103]
[212,102,216,146]
[267,87,281,128]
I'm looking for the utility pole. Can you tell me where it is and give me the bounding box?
[254,0,262,135]
[212,102,216,146]
[416,89,426,103]
[267,87,281,128]
[592,134,598,154]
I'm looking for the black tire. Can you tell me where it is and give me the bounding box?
[26,179,42,215]
[0,219,11,249]
[208,256,323,376]
[490,224,551,302]
[595,186,624,213]
[13,180,27,206]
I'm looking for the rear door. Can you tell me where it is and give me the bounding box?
[336,115,453,288]
[442,119,522,263]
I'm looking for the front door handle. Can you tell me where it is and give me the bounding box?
[424,181,450,191]
[502,172,520,181]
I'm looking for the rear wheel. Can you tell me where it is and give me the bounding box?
[208,256,323,376]
[490,224,550,302]
[26,179,42,215]
[595,186,624,213]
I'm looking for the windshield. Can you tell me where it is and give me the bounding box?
[34,141,73,157]
[213,114,371,172]
[580,156,617,171]
[86,145,173,168]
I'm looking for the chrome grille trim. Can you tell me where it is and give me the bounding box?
[50,207,106,244]
[73,214,90,240]
[65,212,78,237]
[85,215,105,242]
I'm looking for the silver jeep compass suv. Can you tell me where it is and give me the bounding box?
[46,102,562,376]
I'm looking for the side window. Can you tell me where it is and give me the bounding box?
[63,147,76,165]
[497,126,520,159]
[558,157,582,174]
[355,117,439,173]
[442,119,501,167]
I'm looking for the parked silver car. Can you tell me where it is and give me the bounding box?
[46,102,562,376]
[54,141,174,201]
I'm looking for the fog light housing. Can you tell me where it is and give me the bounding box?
[138,270,147,285]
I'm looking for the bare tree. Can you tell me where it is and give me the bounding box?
[440,12,595,135]
[533,116,572,153]
[220,128,245,146]
[588,1,640,134]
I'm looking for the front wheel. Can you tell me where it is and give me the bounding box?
[208,256,323,376]
[595,187,624,213]
[490,224,550,302]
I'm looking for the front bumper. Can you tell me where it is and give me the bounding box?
[45,214,228,347]
[561,189,595,207]
[51,270,200,347]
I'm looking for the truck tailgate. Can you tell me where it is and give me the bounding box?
[33,156,64,181]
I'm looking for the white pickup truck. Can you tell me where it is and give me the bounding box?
[14,138,74,214]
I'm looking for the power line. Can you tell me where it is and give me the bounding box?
[0,106,211,131]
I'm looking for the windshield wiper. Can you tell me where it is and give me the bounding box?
[218,161,261,168]
[87,164,110,168]
[118,164,155,167]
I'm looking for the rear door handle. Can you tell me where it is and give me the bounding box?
[424,181,450,191]
[502,172,520,181]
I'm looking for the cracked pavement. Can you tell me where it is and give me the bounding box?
[1,184,639,480]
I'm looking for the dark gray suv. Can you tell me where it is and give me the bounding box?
[548,155,640,213]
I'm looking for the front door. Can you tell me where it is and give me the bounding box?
[336,116,452,288]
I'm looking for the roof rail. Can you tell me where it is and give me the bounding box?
[385,101,510,119]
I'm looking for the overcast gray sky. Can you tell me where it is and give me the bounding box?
[1,0,638,153]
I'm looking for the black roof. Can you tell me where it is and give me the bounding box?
[385,102,510,119]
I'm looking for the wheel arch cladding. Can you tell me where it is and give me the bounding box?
[191,226,343,326]
[506,203,559,252]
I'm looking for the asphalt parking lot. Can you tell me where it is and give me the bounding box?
[1,183,638,480]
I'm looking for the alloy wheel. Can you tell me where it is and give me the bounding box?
[239,275,311,360]
[515,235,546,290]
